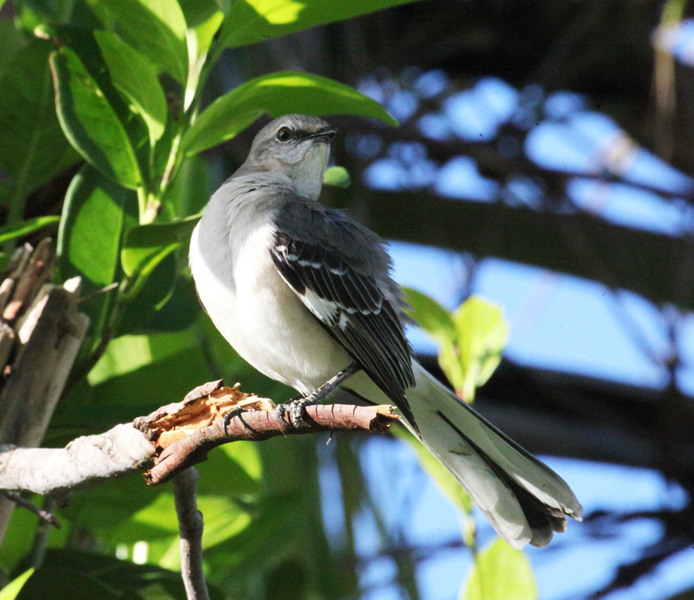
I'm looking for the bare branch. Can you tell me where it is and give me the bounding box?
[0,379,399,496]
[2,492,60,529]
[173,468,209,600]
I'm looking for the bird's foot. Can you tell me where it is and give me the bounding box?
[222,406,256,435]
[275,395,317,428]
[275,362,361,428]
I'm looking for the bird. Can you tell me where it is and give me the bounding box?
[188,113,582,549]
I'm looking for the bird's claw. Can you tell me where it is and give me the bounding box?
[222,406,255,435]
[275,395,318,427]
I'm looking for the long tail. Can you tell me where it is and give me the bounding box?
[345,361,583,549]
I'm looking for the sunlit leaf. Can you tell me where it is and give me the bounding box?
[452,295,508,402]
[95,30,168,145]
[50,47,142,189]
[96,0,188,84]
[0,569,33,600]
[121,214,201,277]
[219,0,423,48]
[88,330,198,386]
[323,165,351,188]
[58,166,131,342]
[404,287,456,346]
[0,216,60,244]
[182,71,396,156]
[463,538,537,600]
[58,166,129,288]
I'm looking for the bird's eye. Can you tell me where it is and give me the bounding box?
[276,127,294,142]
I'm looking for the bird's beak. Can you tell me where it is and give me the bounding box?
[306,128,337,144]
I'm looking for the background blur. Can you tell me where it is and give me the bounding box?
[2,0,694,599]
[223,2,694,598]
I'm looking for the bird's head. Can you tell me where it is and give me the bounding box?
[244,114,336,200]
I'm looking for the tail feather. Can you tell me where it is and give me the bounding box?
[344,361,583,549]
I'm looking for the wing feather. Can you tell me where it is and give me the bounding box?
[270,203,416,424]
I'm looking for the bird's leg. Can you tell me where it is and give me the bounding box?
[276,361,361,426]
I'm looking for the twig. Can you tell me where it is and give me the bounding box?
[29,496,57,569]
[173,468,209,600]
[2,491,60,529]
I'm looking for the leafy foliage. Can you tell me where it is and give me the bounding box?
[0,0,531,597]
[405,290,508,402]
[463,539,537,600]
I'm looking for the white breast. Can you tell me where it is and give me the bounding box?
[189,185,350,394]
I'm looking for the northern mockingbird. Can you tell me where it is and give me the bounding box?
[189,114,582,548]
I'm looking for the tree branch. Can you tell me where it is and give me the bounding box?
[173,468,209,600]
[0,379,399,496]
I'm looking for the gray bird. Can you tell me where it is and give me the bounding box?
[189,113,582,548]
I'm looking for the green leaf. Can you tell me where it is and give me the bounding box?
[15,567,140,600]
[50,47,142,189]
[96,0,188,84]
[121,214,201,277]
[182,71,397,156]
[463,538,536,600]
[0,21,28,81]
[404,288,456,346]
[0,216,60,245]
[0,40,79,204]
[393,426,473,514]
[58,166,130,288]
[57,166,131,343]
[95,30,168,145]
[219,0,423,48]
[88,330,198,386]
[41,549,190,600]
[0,569,33,600]
[179,0,221,27]
[452,295,508,402]
[323,165,351,188]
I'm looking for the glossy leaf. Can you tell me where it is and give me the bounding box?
[57,166,131,340]
[0,40,79,201]
[219,0,422,48]
[182,71,397,156]
[121,214,201,277]
[50,47,142,189]
[97,0,188,84]
[0,570,33,600]
[463,538,537,600]
[95,30,168,145]
[0,216,60,245]
[323,165,351,188]
[58,166,129,288]
[452,295,508,402]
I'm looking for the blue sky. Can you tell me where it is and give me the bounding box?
[349,52,694,598]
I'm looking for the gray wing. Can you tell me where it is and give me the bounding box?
[270,198,416,424]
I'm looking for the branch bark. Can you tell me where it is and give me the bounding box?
[173,468,209,600]
[0,379,399,496]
